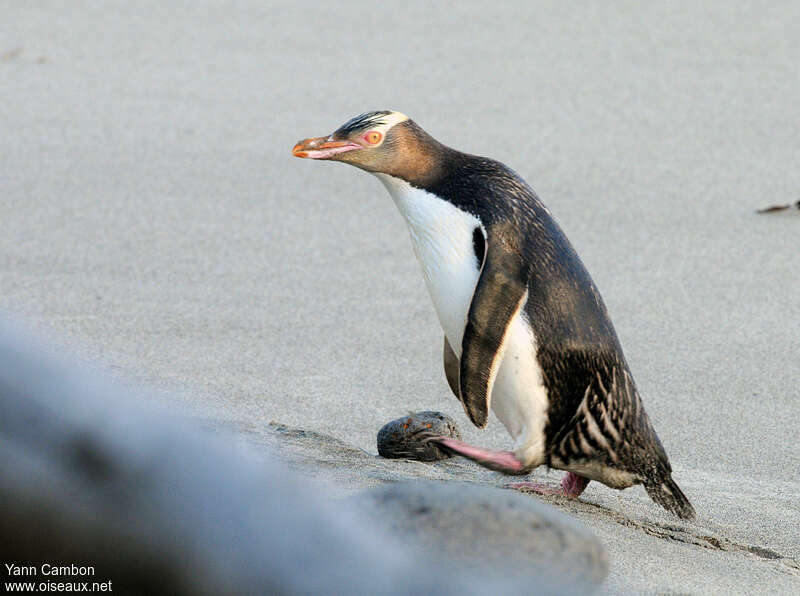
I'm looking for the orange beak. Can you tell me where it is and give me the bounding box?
[292,136,362,159]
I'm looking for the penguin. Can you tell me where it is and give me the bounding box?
[292,111,695,520]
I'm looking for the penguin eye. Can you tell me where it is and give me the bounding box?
[364,131,382,145]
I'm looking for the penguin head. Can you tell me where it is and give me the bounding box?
[292,111,441,181]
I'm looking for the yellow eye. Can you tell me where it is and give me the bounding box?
[365,131,382,145]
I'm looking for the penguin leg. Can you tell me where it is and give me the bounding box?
[423,435,527,474]
[507,473,590,498]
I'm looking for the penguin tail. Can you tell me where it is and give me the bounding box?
[645,475,696,520]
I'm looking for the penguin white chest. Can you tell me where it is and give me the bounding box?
[374,173,549,466]
[375,174,481,348]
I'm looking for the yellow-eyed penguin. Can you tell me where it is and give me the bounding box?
[292,111,695,520]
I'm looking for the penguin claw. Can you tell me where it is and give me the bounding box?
[414,430,441,444]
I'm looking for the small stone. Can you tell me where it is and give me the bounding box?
[377,411,461,461]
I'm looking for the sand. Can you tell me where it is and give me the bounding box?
[2,1,798,593]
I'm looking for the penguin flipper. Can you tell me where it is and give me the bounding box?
[459,233,528,428]
[442,336,460,399]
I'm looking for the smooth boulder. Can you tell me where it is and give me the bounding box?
[354,481,609,590]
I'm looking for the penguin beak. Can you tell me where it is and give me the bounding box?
[292,136,362,159]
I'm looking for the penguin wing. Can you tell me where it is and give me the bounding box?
[459,227,529,428]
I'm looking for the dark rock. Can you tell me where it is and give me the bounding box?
[353,481,609,590]
[377,411,461,461]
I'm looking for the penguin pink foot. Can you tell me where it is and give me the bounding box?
[425,436,527,474]
[507,472,590,498]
